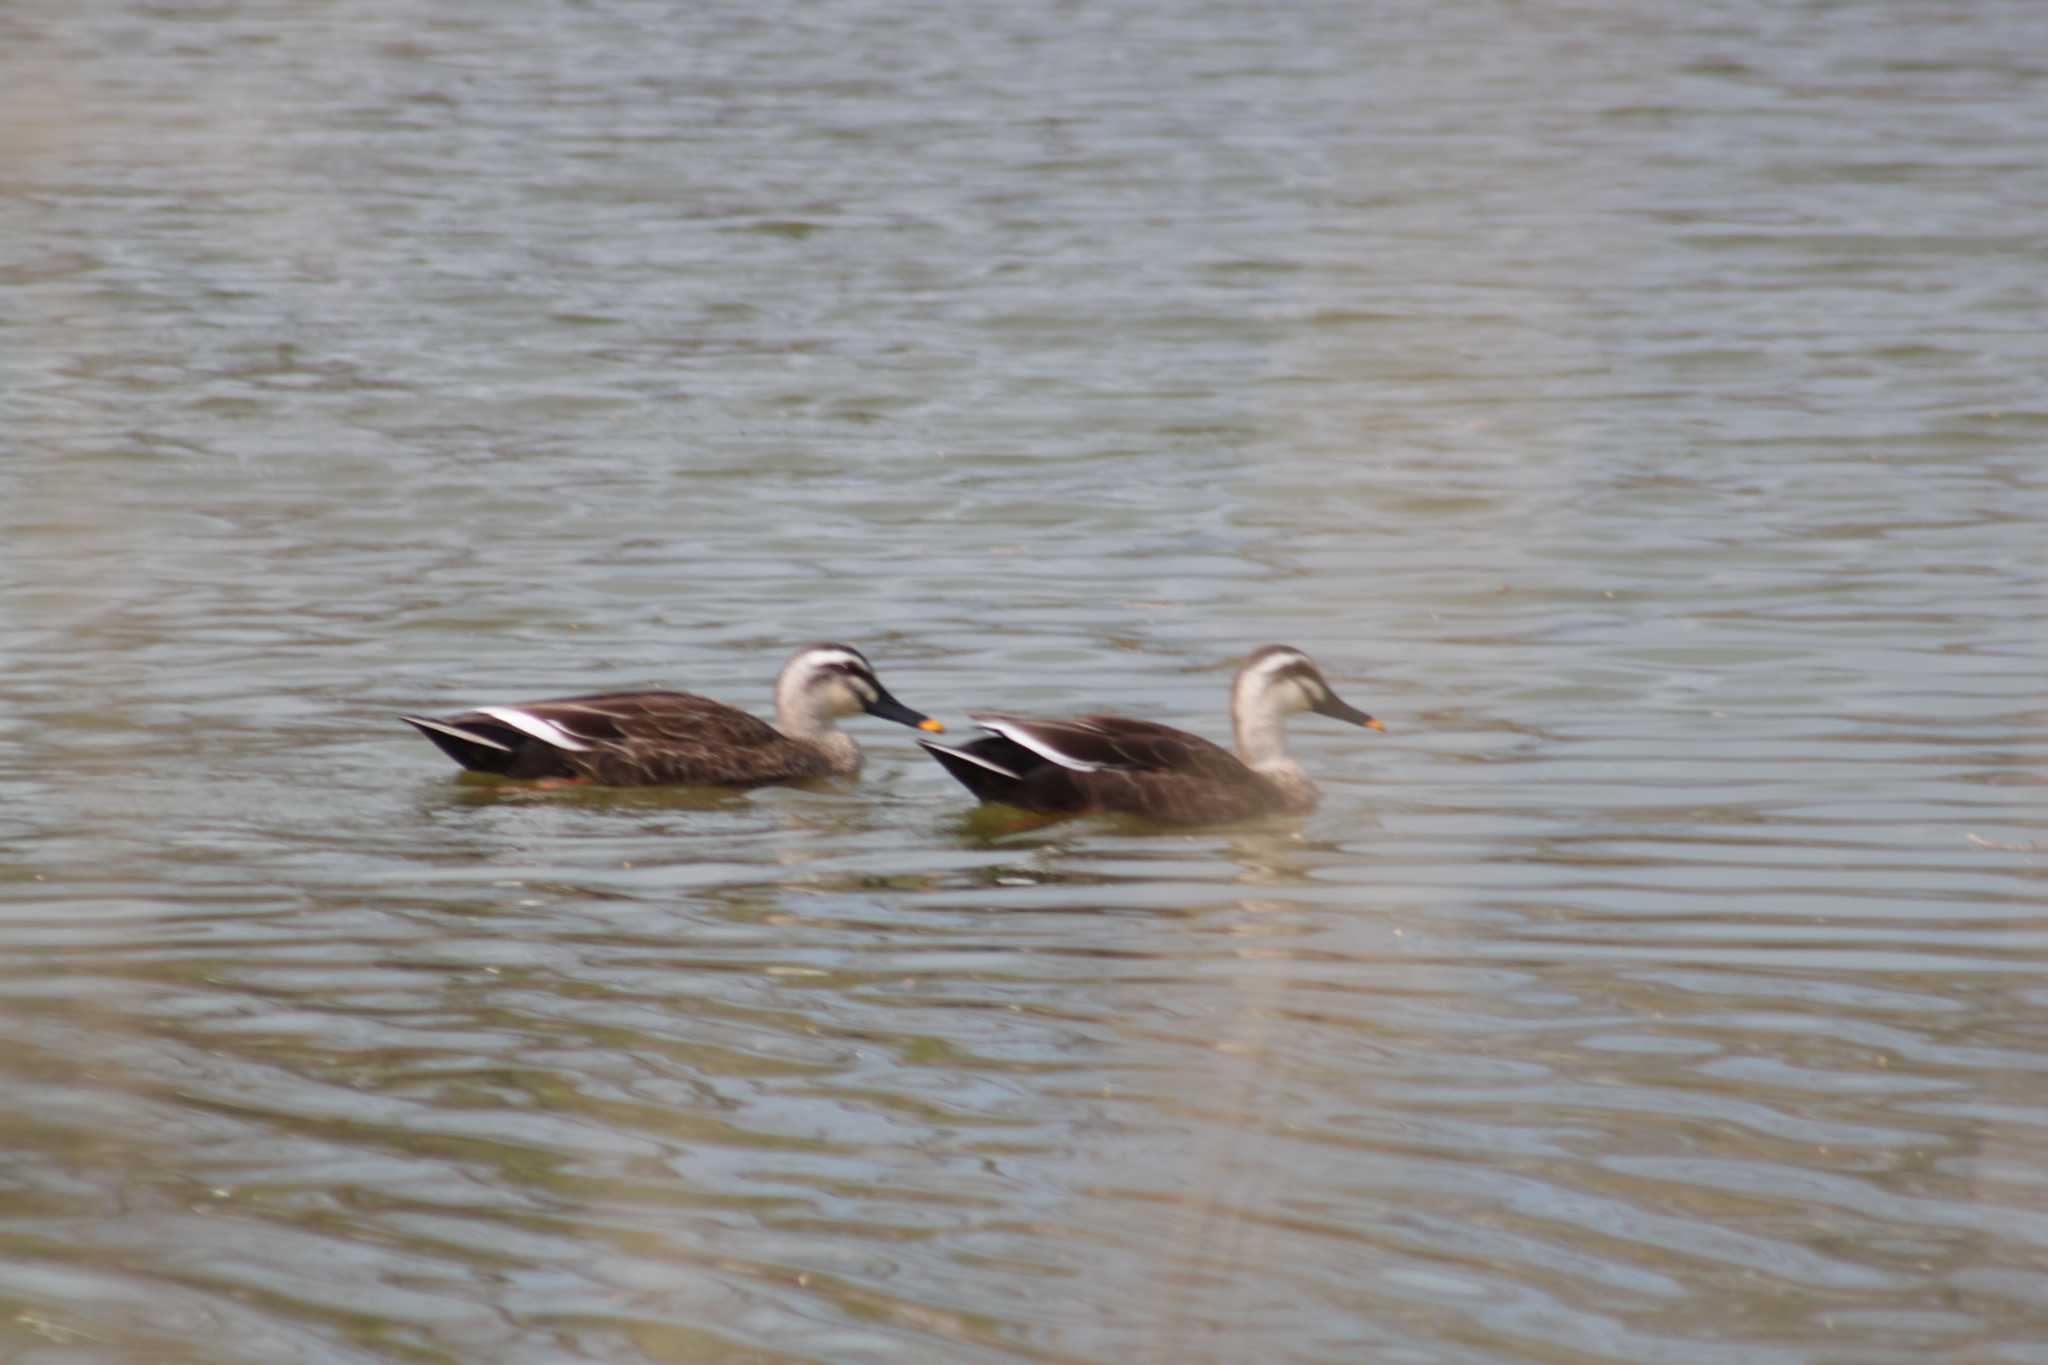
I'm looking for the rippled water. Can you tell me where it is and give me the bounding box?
[6,0,2048,1360]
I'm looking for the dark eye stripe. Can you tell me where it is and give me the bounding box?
[819,663,882,695]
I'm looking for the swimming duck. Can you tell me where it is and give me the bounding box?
[403,642,941,787]
[918,645,1381,824]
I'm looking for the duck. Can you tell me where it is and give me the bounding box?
[917,645,1381,824]
[402,642,942,787]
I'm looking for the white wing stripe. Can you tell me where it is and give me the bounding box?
[408,717,513,752]
[920,740,1023,780]
[476,706,594,752]
[977,718,1105,772]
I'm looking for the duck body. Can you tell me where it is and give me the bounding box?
[919,645,1380,825]
[403,643,940,788]
[925,714,1312,825]
[406,689,856,786]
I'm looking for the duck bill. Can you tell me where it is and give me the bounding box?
[1314,693,1384,732]
[866,688,944,732]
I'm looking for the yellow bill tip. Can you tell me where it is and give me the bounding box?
[919,718,946,732]
[1363,717,1386,732]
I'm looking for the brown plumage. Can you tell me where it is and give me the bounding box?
[920,646,1382,825]
[403,643,940,788]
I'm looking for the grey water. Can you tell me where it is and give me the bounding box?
[4,0,2048,1360]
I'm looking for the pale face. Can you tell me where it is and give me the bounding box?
[786,647,878,719]
[815,666,881,719]
[1283,669,1331,715]
[778,644,939,733]
[1235,646,1381,732]
[1237,648,1322,715]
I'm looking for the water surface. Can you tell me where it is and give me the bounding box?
[4,1,2048,1361]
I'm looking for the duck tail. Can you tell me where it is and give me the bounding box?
[919,737,1028,804]
[402,715,518,774]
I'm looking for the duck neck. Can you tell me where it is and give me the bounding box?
[1233,701,1298,777]
[774,695,862,772]
[774,689,835,742]
[812,728,862,773]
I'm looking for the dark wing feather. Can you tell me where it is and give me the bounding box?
[511,691,786,749]
[966,716,1131,770]
[945,713,1292,824]
[973,714,1246,777]
[1074,715,1258,785]
[421,690,834,787]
